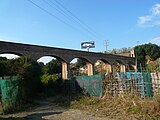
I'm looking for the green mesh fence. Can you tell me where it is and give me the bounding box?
[0,76,19,113]
[76,75,103,97]
[119,72,153,97]
[139,73,153,97]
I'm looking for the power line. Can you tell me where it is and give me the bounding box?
[47,0,100,39]
[27,0,94,38]
[53,0,102,39]
[43,0,97,39]
[43,0,75,22]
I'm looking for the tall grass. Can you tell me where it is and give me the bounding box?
[70,94,160,120]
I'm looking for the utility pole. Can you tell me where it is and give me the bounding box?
[135,41,139,72]
[104,40,109,53]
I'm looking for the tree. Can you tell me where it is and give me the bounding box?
[75,58,86,68]
[43,59,62,74]
[134,43,160,63]
[19,58,42,99]
[0,57,9,76]
[41,59,62,88]
[134,43,160,70]
[145,43,160,62]
[146,62,160,72]
[134,45,146,63]
[0,56,43,100]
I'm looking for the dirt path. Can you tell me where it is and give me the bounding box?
[0,100,108,120]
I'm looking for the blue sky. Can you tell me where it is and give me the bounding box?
[0,0,160,54]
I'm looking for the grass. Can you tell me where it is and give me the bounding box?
[70,94,160,120]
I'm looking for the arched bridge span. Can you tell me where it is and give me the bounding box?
[0,41,136,79]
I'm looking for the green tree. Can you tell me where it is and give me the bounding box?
[0,57,9,76]
[70,58,87,77]
[43,59,62,74]
[41,59,62,88]
[0,56,42,100]
[145,43,160,61]
[20,60,42,99]
[134,43,160,64]
[75,58,86,68]
[41,73,60,85]
[134,45,146,63]
[146,63,160,72]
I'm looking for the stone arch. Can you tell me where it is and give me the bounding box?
[37,55,66,63]
[94,59,112,75]
[69,56,92,64]
[113,60,125,65]
[97,58,111,64]
[111,60,126,73]
[69,57,94,77]
[126,61,136,72]
[37,55,68,80]
[69,57,89,77]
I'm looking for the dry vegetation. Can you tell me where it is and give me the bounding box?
[70,94,160,120]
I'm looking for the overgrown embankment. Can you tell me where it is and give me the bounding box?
[70,94,160,120]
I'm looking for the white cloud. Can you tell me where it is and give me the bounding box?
[138,3,160,27]
[138,16,152,24]
[151,4,160,15]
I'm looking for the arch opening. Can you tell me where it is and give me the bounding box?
[94,60,110,76]
[70,57,89,78]
[126,61,136,72]
[112,60,126,73]
[0,53,20,59]
[37,56,62,83]
[112,61,121,73]
[37,56,62,73]
[37,55,65,64]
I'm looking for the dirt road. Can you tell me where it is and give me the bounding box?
[0,99,107,120]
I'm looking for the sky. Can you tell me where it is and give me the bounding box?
[0,0,160,62]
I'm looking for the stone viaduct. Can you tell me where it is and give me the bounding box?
[0,41,135,79]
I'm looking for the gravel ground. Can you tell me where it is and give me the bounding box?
[43,109,107,120]
[0,100,108,120]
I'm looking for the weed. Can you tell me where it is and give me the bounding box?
[70,94,160,120]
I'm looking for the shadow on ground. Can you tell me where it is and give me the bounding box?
[0,111,62,120]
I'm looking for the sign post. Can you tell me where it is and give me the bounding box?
[81,41,95,52]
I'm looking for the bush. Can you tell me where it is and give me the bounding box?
[18,60,42,100]
[41,74,60,85]
[0,56,43,101]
